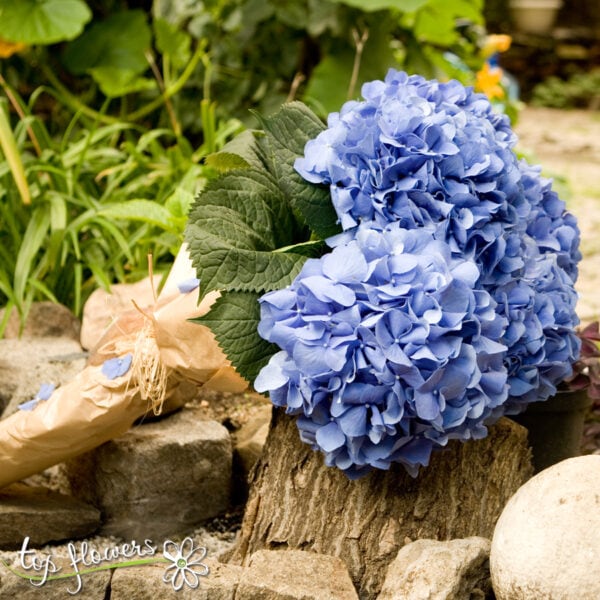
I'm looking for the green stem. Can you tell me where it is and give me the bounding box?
[0,72,42,157]
[348,28,369,101]
[38,41,206,125]
[126,42,206,122]
[39,64,120,125]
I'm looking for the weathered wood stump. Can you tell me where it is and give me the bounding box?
[228,409,532,599]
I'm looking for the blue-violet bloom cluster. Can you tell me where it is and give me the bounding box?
[255,69,581,478]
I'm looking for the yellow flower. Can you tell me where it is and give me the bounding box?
[0,38,26,59]
[481,34,512,58]
[475,63,505,100]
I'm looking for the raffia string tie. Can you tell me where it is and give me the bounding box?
[131,299,168,416]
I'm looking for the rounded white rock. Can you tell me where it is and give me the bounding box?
[490,454,600,599]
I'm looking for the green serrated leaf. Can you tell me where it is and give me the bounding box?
[185,103,336,315]
[205,152,251,173]
[282,164,338,240]
[255,101,325,157]
[276,239,327,257]
[186,224,307,294]
[189,205,273,251]
[256,102,340,239]
[188,168,302,248]
[0,0,92,45]
[195,290,277,385]
[214,129,264,170]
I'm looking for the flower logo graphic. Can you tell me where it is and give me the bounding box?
[162,538,209,591]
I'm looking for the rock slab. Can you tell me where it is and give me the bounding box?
[0,337,86,418]
[64,408,232,540]
[0,302,81,342]
[491,454,600,599]
[236,549,359,600]
[378,537,492,600]
[110,558,241,600]
[0,555,110,600]
[0,483,101,550]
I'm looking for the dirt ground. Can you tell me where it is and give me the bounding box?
[515,107,600,324]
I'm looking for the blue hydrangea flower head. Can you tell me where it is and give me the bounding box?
[257,69,581,477]
[256,225,511,477]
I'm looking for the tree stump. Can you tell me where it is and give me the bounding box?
[228,409,532,599]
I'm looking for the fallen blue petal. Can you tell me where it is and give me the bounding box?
[18,383,57,411]
[18,399,40,411]
[177,278,200,294]
[36,383,56,401]
[102,354,133,380]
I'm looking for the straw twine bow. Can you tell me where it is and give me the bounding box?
[130,256,168,416]
[131,304,168,416]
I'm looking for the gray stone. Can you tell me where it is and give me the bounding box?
[491,455,600,599]
[234,406,271,480]
[0,337,86,418]
[377,537,492,600]
[0,483,101,550]
[64,408,232,540]
[110,558,241,599]
[0,554,110,599]
[0,302,81,342]
[236,549,359,600]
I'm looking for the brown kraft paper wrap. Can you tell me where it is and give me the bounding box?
[0,246,248,489]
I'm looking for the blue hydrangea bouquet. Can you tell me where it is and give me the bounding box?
[185,70,581,479]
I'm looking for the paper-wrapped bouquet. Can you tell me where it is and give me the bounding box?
[0,248,247,489]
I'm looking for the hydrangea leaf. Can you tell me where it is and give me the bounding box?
[186,168,309,297]
[186,227,307,295]
[186,102,340,374]
[195,291,278,385]
[254,102,341,239]
[205,130,264,172]
[204,152,251,173]
[188,167,306,252]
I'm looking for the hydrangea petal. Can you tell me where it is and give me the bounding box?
[101,354,133,380]
[316,422,346,452]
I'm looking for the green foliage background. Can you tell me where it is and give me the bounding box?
[0,0,486,332]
